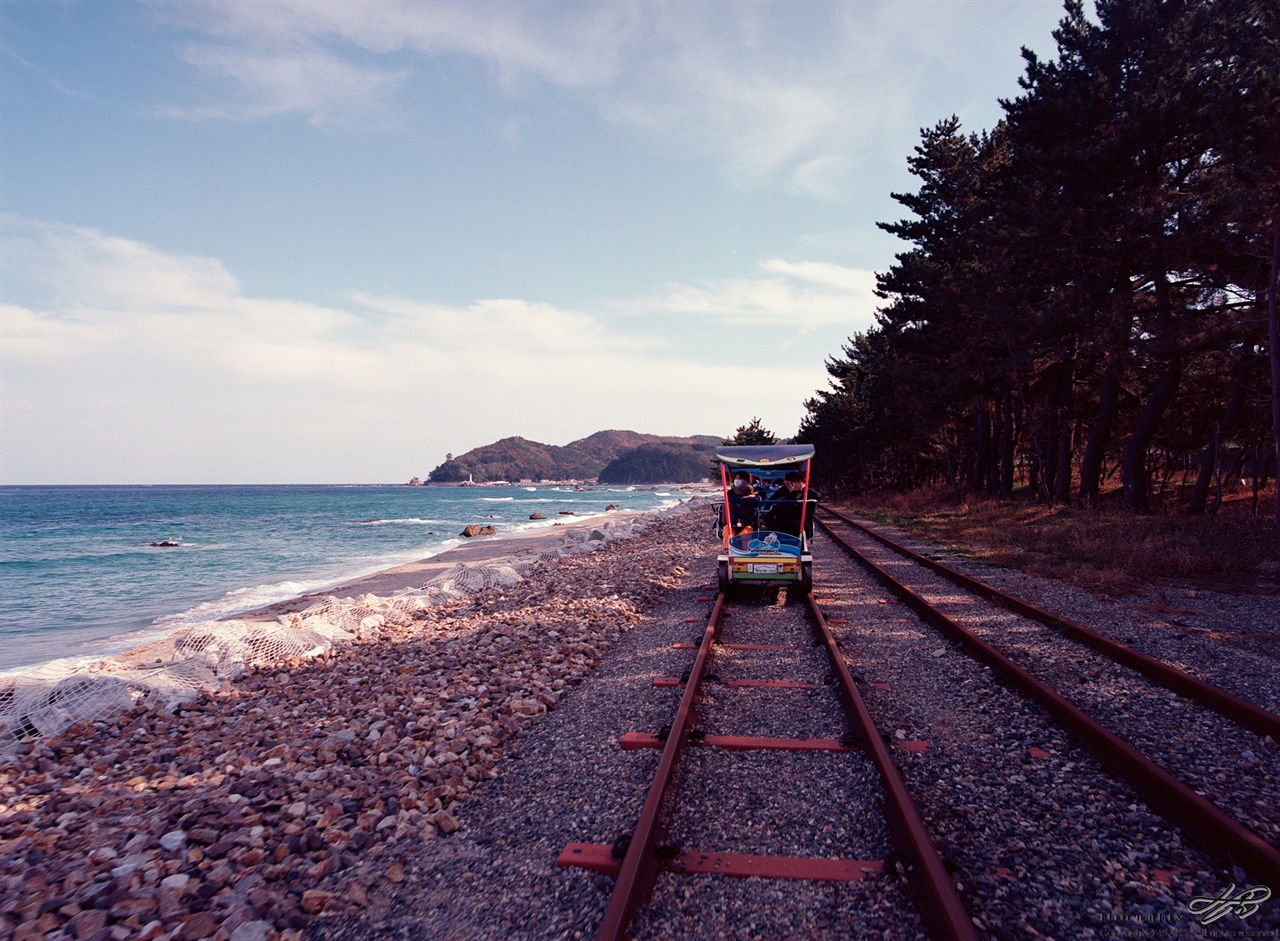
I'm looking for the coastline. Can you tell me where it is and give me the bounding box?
[236,505,664,623]
[0,484,716,678]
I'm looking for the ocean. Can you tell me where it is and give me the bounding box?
[0,484,688,674]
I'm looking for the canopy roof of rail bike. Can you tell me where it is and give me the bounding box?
[713,445,814,479]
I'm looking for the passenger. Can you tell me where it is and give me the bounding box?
[763,472,815,536]
[726,471,761,534]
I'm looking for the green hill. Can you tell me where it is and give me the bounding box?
[426,430,720,483]
[596,442,717,484]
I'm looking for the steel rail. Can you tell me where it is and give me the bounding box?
[816,516,1280,885]
[822,507,1280,740]
[594,592,726,940]
[801,592,979,941]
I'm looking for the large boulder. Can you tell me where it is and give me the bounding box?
[460,524,497,537]
[529,513,546,520]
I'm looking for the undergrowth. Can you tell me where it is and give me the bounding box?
[842,485,1280,595]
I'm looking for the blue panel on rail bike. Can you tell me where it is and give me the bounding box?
[727,531,802,558]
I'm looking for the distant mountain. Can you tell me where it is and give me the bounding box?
[597,442,718,484]
[427,430,721,483]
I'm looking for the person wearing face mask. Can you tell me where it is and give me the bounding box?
[763,471,816,537]
[726,471,761,534]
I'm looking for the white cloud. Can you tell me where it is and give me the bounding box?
[168,44,409,125]
[644,258,878,332]
[1,218,823,482]
[150,0,1060,196]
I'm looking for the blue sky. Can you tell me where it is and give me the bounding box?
[1,0,1065,483]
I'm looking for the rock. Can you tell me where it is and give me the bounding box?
[300,890,333,914]
[606,504,618,511]
[110,896,158,920]
[160,873,190,893]
[529,513,545,520]
[460,525,497,537]
[176,912,219,940]
[160,831,187,853]
[149,540,181,548]
[229,921,272,941]
[558,510,575,516]
[68,910,107,940]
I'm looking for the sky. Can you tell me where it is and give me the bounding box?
[1,0,1067,484]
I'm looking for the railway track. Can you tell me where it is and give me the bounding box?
[816,509,1280,885]
[558,583,976,940]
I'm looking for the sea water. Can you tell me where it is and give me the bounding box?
[0,484,687,674]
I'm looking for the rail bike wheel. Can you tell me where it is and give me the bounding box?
[717,559,730,595]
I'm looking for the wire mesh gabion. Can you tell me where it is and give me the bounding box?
[0,518,645,755]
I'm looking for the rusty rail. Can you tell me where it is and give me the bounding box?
[594,592,726,940]
[586,584,978,941]
[801,592,978,941]
[822,507,1280,740]
[816,514,1280,885]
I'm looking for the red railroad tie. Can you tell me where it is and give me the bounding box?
[684,617,702,623]
[557,843,883,882]
[620,732,850,752]
[720,643,789,651]
[1027,747,1052,759]
[896,741,929,753]
[871,682,892,691]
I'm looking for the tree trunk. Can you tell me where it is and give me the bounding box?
[1121,359,1182,513]
[1054,357,1075,505]
[1269,213,1280,529]
[1079,355,1120,507]
[1000,380,1015,499]
[972,396,991,493]
[1188,358,1249,515]
[1043,373,1060,502]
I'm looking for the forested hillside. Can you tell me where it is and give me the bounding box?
[427,431,720,483]
[798,0,1279,522]
[597,442,717,484]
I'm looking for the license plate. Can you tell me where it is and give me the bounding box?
[750,563,780,574]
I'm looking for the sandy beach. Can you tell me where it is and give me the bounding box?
[0,499,714,941]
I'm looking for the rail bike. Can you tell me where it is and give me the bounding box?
[713,444,817,595]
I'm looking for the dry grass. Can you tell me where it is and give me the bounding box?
[841,485,1280,595]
